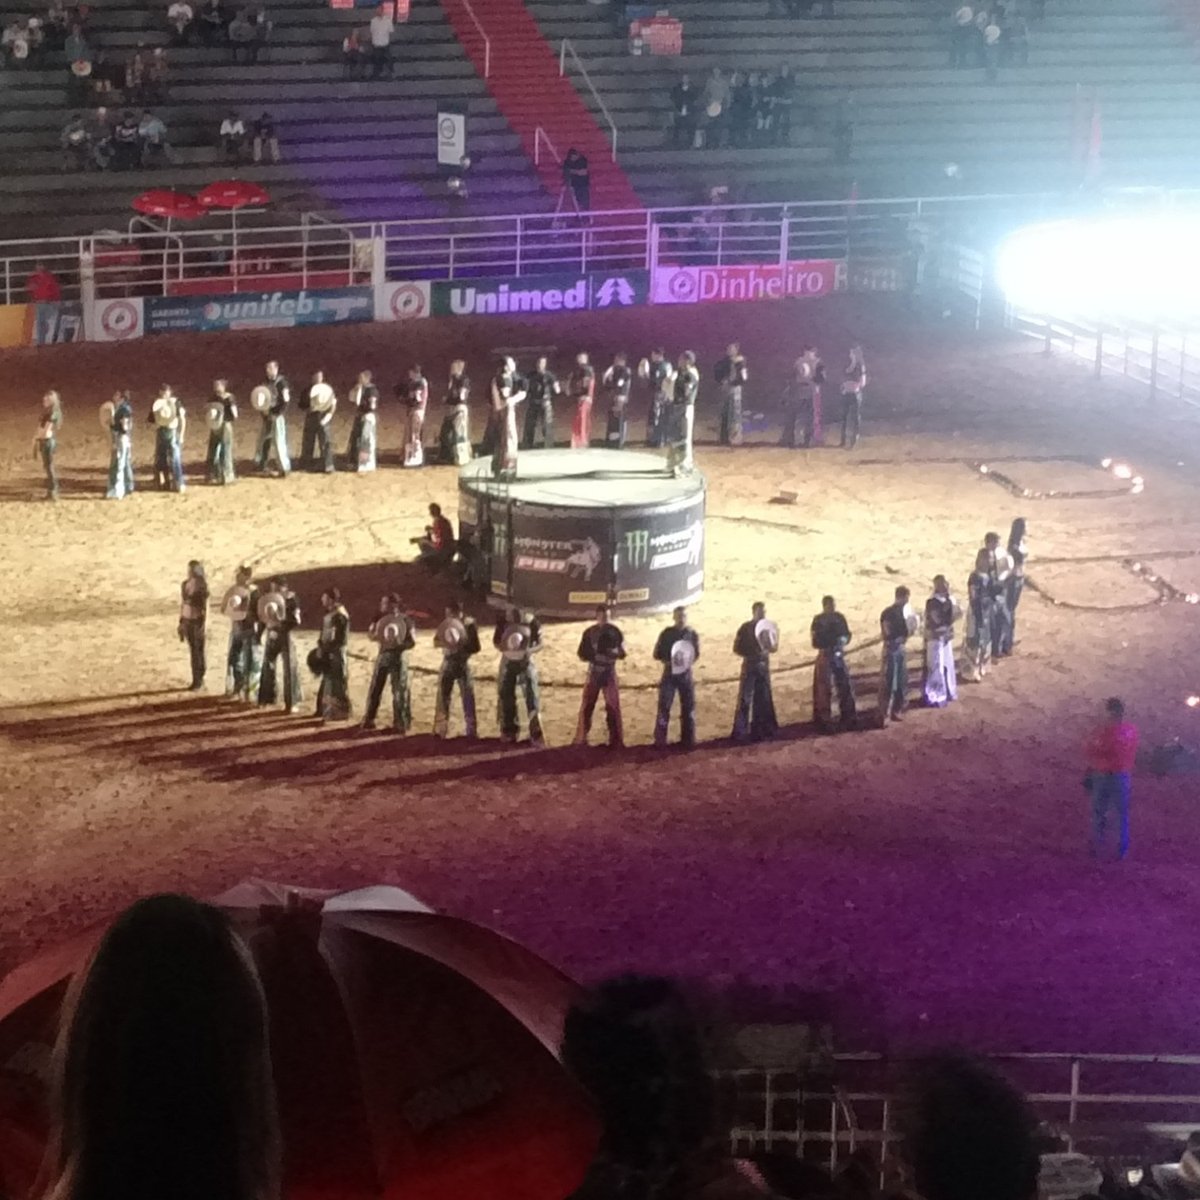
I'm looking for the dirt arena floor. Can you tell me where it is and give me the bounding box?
[3,294,1200,1056]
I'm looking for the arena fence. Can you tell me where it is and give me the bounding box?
[717,1051,1200,1170]
[2,186,1198,308]
[1007,309,1200,411]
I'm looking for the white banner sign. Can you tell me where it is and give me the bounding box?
[436,111,466,167]
[87,296,144,342]
[374,280,431,322]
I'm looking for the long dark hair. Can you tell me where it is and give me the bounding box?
[45,894,279,1200]
[1007,518,1026,553]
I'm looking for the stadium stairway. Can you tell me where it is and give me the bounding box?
[438,0,643,212]
[0,0,553,241]
[524,0,1200,208]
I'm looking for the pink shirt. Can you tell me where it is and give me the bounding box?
[1086,720,1138,774]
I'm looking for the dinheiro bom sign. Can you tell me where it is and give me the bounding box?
[650,260,841,305]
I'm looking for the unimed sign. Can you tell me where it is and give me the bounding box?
[650,260,841,305]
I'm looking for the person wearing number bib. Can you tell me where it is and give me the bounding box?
[433,599,480,738]
[653,605,699,748]
[810,595,856,731]
[257,579,302,712]
[255,360,291,476]
[313,587,351,721]
[438,361,472,465]
[732,600,778,742]
[601,352,633,449]
[666,351,699,476]
[178,559,208,691]
[643,348,673,448]
[496,606,545,746]
[574,605,626,748]
[361,592,414,733]
[299,369,336,474]
[223,564,261,700]
[204,378,237,485]
[490,356,526,480]
[401,364,428,468]
[105,388,134,499]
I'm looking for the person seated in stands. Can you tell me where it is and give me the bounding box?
[414,501,456,570]
[1,16,29,65]
[250,5,270,55]
[342,26,365,78]
[755,69,775,141]
[124,44,146,103]
[90,48,125,99]
[166,0,192,43]
[44,0,68,49]
[219,109,246,161]
[145,44,168,100]
[139,107,175,164]
[669,71,697,148]
[88,104,114,167]
[367,3,393,78]
[895,1051,1040,1200]
[110,108,143,170]
[768,62,795,146]
[562,975,767,1200]
[63,17,89,61]
[227,7,254,61]
[60,112,92,169]
[196,0,227,44]
[41,894,280,1200]
[252,110,279,162]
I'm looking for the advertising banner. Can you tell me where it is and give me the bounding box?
[840,256,911,293]
[144,287,374,335]
[650,260,841,305]
[506,510,617,614]
[0,302,83,347]
[611,497,705,609]
[432,270,648,318]
[374,280,431,322]
[88,297,144,342]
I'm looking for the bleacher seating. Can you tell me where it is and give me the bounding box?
[524,0,1200,208]
[0,0,549,239]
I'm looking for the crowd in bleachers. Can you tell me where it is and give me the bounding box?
[949,2,1033,79]
[36,890,1200,1200]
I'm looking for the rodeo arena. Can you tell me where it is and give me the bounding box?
[8,0,1200,1198]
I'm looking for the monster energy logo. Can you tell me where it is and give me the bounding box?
[623,529,650,569]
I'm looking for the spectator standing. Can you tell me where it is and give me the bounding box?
[41,895,281,1200]
[196,0,227,45]
[45,0,68,49]
[124,44,146,102]
[63,19,90,61]
[700,65,730,147]
[251,5,270,56]
[950,3,973,66]
[562,146,590,212]
[342,27,364,77]
[368,3,393,78]
[669,72,697,148]
[252,110,280,162]
[1084,697,1138,860]
[768,63,795,146]
[728,70,754,147]
[145,45,168,100]
[228,8,255,62]
[982,13,1001,79]
[166,0,193,43]
[27,261,61,303]
[139,108,175,164]
[220,109,246,161]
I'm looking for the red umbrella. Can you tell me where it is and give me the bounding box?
[131,187,204,220]
[0,882,598,1200]
[197,178,271,210]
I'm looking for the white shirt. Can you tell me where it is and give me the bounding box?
[369,13,392,46]
[220,117,244,136]
[168,2,192,21]
[983,21,1001,43]
[953,4,973,23]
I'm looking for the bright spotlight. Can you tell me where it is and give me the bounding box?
[1187,593,1200,605]
[996,214,1200,324]
[1100,457,1113,468]
[1113,463,1133,479]
[1131,477,1145,494]
[1187,695,1200,707]
[979,464,989,474]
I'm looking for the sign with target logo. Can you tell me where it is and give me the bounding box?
[374,281,431,323]
[88,297,144,342]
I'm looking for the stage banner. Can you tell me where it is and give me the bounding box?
[650,260,841,305]
[0,302,84,347]
[374,280,431,322]
[144,287,374,335]
[431,270,648,318]
[87,297,144,342]
[436,109,466,167]
[610,495,705,610]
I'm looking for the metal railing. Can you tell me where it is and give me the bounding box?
[458,0,490,77]
[1009,307,1200,410]
[533,125,561,167]
[559,38,619,160]
[720,1051,1200,1169]
[1,187,1198,307]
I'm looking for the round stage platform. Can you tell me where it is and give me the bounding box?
[458,449,706,617]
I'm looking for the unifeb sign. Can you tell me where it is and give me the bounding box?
[651,260,840,305]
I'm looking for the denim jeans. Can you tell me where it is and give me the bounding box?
[1089,771,1131,859]
[655,671,696,746]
